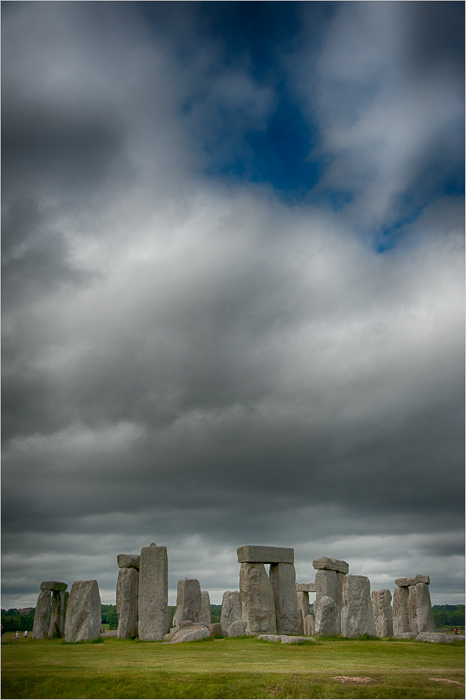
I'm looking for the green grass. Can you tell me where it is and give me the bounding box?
[1,633,464,699]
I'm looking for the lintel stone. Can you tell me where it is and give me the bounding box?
[394,577,416,587]
[40,581,68,592]
[312,556,349,574]
[415,574,430,585]
[117,554,140,569]
[296,583,316,592]
[237,545,294,564]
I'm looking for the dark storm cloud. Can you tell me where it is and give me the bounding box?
[2,2,464,607]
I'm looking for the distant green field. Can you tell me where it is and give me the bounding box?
[2,633,464,699]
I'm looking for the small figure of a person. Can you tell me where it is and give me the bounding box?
[24,630,28,638]
[453,627,459,635]
[15,631,19,640]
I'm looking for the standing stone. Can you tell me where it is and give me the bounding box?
[64,580,101,642]
[297,591,310,634]
[48,590,67,638]
[138,543,169,641]
[228,620,247,637]
[303,614,315,637]
[239,563,277,635]
[408,585,419,634]
[371,589,393,637]
[116,567,139,639]
[315,595,338,636]
[269,563,299,635]
[341,574,376,638]
[200,591,211,624]
[172,579,201,628]
[220,591,242,634]
[32,589,52,639]
[315,569,342,635]
[410,582,435,634]
[392,586,410,635]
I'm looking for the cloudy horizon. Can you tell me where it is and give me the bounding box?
[2,1,464,609]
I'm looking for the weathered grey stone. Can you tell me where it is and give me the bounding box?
[240,562,277,635]
[315,595,337,637]
[415,574,430,585]
[170,625,210,643]
[220,590,242,634]
[258,634,282,642]
[296,583,316,592]
[417,632,465,643]
[179,619,194,628]
[315,569,342,635]
[408,585,418,634]
[32,589,52,639]
[303,614,315,637]
[281,635,312,644]
[116,567,138,639]
[394,577,416,587]
[117,554,140,569]
[200,591,211,624]
[394,632,417,639]
[172,579,201,628]
[40,581,67,592]
[297,591,309,634]
[206,622,223,638]
[393,586,410,635]
[371,589,393,637]
[269,563,299,635]
[228,620,247,637]
[237,545,294,564]
[341,575,376,638]
[312,556,349,574]
[138,544,168,641]
[64,580,101,642]
[48,590,67,638]
[410,582,435,633]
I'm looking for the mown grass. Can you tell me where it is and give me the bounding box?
[2,633,464,699]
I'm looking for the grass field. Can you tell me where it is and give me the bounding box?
[1,633,464,699]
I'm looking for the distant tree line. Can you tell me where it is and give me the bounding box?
[1,609,35,632]
[432,605,464,628]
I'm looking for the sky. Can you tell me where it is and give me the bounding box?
[2,1,464,610]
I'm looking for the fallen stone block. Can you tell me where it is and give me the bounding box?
[40,581,68,592]
[117,554,140,569]
[312,556,349,574]
[394,632,417,639]
[258,634,282,642]
[228,620,247,637]
[417,632,465,643]
[170,625,210,643]
[281,635,314,644]
[64,580,101,642]
[237,545,294,564]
